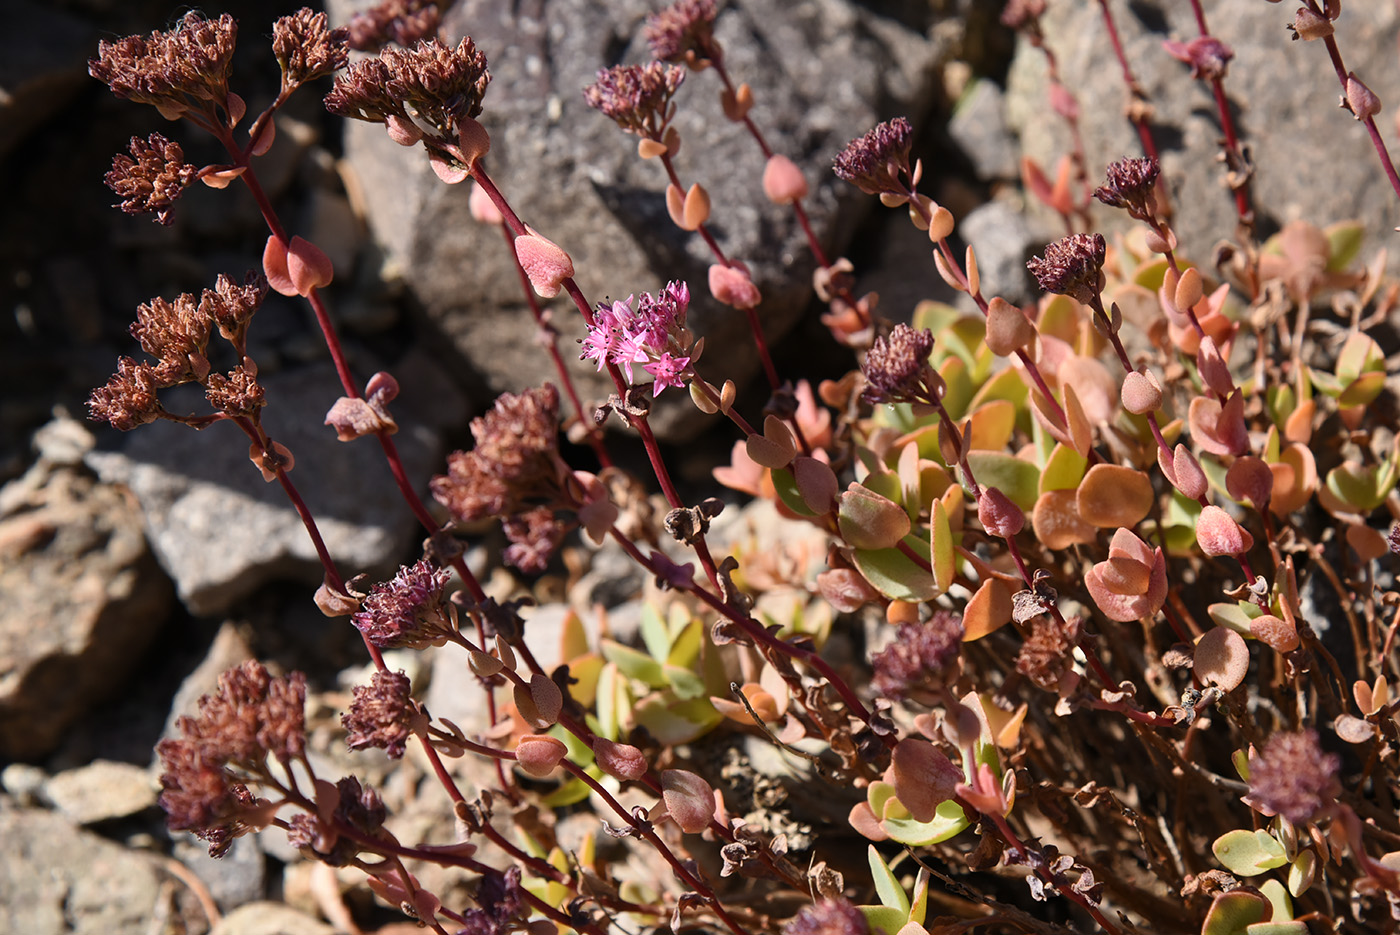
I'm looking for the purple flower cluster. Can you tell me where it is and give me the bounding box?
[581,281,693,396]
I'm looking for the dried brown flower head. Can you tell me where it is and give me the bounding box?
[784,898,870,935]
[583,62,686,138]
[90,12,238,120]
[645,0,719,63]
[287,776,387,866]
[105,133,198,225]
[871,611,963,700]
[861,323,941,406]
[130,291,214,385]
[833,117,914,196]
[431,385,564,523]
[203,365,266,418]
[201,272,269,344]
[1016,615,1077,691]
[1027,232,1107,306]
[1093,157,1161,221]
[156,661,307,854]
[502,505,567,574]
[89,357,164,431]
[352,559,456,649]
[343,670,418,758]
[345,0,443,52]
[326,37,490,141]
[273,8,350,90]
[1245,729,1340,825]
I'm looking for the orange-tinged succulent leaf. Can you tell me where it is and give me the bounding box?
[1269,444,1317,515]
[661,769,715,833]
[1249,614,1299,653]
[1032,490,1097,549]
[963,578,1013,641]
[1077,464,1154,527]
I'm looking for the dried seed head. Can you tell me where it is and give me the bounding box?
[105,133,198,225]
[871,611,963,699]
[584,62,685,138]
[326,37,490,143]
[833,118,915,196]
[90,12,238,119]
[352,559,455,649]
[861,323,940,406]
[783,899,870,935]
[1027,233,1106,306]
[272,8,349,90]
[644,0,719,63]
[342,670,417,758]
[1093,157,1161,221]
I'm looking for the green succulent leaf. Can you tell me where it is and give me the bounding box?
[772,466,820,517]
[1039,443,1088,495]
[867,845,910,915]
[853,534,937,602]
[601,638,667,688]
[880,799,972,847]
[859,907,908,935]
[964,451,1039,510]
[1213,829,1288,876]
[1201,890,1270,935]
[1324,219,1365,273]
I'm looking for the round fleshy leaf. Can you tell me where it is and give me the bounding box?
[1190,392,1249,456]
[592,737,648,781]
[1227,456,1274,508]
[1213,828,1288,877]
[978,486,1024,538]
[985,297,1036,356]
[791,456,839,514]
[1121,369,1163,415]
[1201,891,1269,935]
[1032,490,1097,549]
[661,769,716,833]
[287,236,333,295]
[263,235,295,296]
[516,735,568,778]
[1195,627,1250,691]
[529,672,563,726]
[1077,464,1154,528]
[839,485,911,550]
[762,153,808,204]
[889,738,962,822]
[1249,614,1299,653]
[469,181,504,224]
[964,451,1039,511]
[709,263,761,309]
[515,229,574,299]
[1197,505,1254,557]
[1269,444,1317,516]
[848,801,889,841]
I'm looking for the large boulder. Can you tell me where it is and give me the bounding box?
[334,0,949,437]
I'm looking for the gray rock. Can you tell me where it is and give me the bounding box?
[175,833,266,913]
[43,760,158,825]
[959,196,1038,304]
[0,808,167,935]
[1005,3,1400,266]
[331,0,947,439]
[210,902,336,935]
[86,354,464,616]
[948,78,1019,181]
[0,459,173,760]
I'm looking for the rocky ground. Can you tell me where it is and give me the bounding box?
[3,1,1398,933]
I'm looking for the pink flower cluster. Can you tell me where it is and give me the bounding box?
[581,281,693,396]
